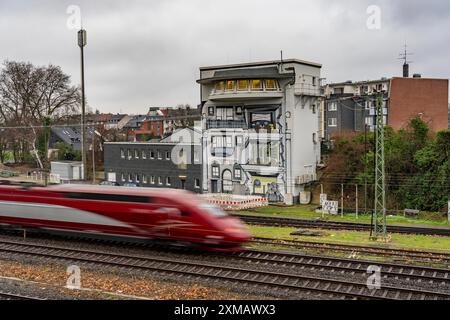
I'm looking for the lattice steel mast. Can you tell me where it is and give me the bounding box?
[371,94,387,240]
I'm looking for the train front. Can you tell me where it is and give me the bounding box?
[196,202,252,250]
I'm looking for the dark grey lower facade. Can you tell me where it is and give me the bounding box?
[103,142,202,193]
[325,93,388,140]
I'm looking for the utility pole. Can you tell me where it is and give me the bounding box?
[78,29,87,181]
[364,124,368,214]
[92,128,95,184]
[371,95,387,240]
[341,184,344,218]
[355,184,359,219]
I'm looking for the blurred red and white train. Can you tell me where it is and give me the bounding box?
[0,184,251,251]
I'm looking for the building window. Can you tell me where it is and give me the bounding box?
[134,150,139,159]
[150,150,155,159]
[157,151,162,160]
[166,177,171,186]
[127,149,132,160]
[150,176,155,184]
[328,102,337,111]
[328,118,337,127]
[311,104,316,114]
[312,77,317,86]
[250,79,263,91]
[135,174,140,183]
[237,80,248,91]
[334,87,344,94]
[158,177,162,185]
[215,81,225,92]
[236,136,243,146]
[195,179,200,189]
[235,106,243,115]
[234,167,241,180]
[142,150,147,159]
[225,80,235,92]
[212,165,220,178]
[264,79,278,91]
[165,151,171,160]
[194,150,200,163]
[313,133,317,144]
[208,106,215,116]
[212,136,233,148]
[128,173,132,182]
[121,173,125,182]
[120,149,125,159]
[143,175,148,184]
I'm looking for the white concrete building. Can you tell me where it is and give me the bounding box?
[198,59,322,204]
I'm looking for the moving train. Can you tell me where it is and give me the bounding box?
[0,184,251,251]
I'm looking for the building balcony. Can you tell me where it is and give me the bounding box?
[294,84,323,97]
[241,164,284,175]
[209,90,283,101]
[206,120,247,129]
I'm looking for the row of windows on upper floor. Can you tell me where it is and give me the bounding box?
[120,148,200,162]
[120,172,201,189]
[327,116,387,127]
[327,100,387,112]
[213,79,281,94]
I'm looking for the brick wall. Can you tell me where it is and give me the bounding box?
[389,77,449,132]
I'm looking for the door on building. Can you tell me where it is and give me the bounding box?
[180,179,186,190]
[211,180,218,193]
[222,170,233,194]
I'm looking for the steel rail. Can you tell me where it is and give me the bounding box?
[0,239,449,300]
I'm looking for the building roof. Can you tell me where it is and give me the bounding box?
[160,127,202,144]
[107,114,128,123]
[199,58,322,71]
[197,66,295,84]
[50,126,96,151]
[123,115,147,129]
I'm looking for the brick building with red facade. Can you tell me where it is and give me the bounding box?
[389,77,449,132]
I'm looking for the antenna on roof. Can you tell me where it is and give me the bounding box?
[398,43,413,77]
[279,50,284,72]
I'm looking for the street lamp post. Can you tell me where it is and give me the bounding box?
[78,29,87,181]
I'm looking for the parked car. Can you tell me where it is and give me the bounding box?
[99,181,120,186]
[123,183,140,188]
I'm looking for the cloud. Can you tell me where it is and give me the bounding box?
[0,0,448,113]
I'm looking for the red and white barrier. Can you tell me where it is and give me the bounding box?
[201,194,269,210]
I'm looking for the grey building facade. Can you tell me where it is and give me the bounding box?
[103,142,202,193]
[323,80,389,140]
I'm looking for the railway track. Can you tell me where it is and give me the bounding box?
[252,237,450,265]
[237,214,450,236]
[0,239,449,300]
[235,249,450,285]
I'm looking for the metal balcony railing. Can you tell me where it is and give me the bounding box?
[294,84,323,96]
[206,120,247,129]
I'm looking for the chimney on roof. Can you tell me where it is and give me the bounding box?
[403,63,409,78]
[399,44,413,78]
[413,73,422,78]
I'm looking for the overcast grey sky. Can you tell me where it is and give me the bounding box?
[1,0,449,114]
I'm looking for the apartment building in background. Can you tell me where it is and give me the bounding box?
[103,128,202,193]
[322,75,449,140]
[198,59,322,204]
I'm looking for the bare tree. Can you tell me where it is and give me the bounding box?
[0,61,80,168]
